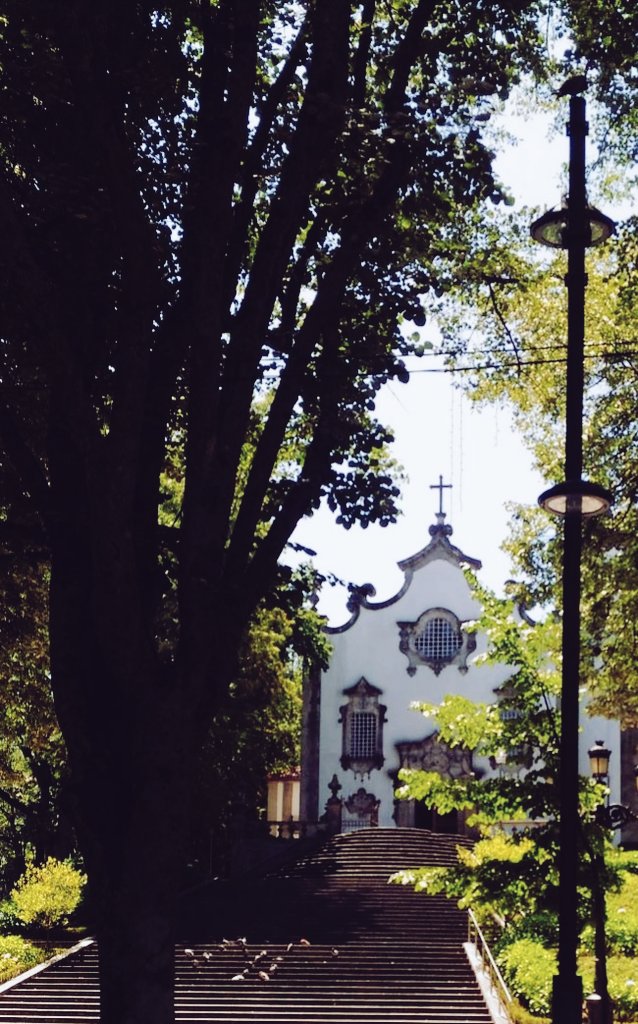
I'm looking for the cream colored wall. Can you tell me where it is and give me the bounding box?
[317,544,622,829]
[318,555,513,828]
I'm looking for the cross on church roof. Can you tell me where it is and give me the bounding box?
[430,474,452,516]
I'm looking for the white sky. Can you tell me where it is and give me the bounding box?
[290,99,630,625]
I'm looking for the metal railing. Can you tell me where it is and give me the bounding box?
[467,909,513,1016]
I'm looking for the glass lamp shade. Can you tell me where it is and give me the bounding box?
[588,740,611,780]
[530,206,615,249]
[538,479,612,518]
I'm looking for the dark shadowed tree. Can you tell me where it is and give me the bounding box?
[0,2,547,1020]
[0,548,72,884]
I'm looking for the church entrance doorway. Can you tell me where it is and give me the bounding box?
[413,801,458,834]
[394,732,474,834]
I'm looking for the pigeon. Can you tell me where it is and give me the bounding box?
[299,938,311,946]
[258,970,270,982]
[556,75,587,97]
[231,973,246,981]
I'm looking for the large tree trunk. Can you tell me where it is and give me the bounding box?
[52,653,195,1024]
[47,486,199,1023]
[89,763,186,1024]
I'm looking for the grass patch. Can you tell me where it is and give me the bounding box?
[0,936,55,984]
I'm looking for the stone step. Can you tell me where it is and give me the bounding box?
[0,829,496,1024]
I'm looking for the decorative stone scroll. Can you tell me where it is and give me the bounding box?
[395,732,474,779]
[342,787,380,830]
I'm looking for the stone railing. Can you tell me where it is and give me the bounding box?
[266,819,324,839]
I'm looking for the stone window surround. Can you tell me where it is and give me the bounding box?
[398,606,476,676]
[339,677,387,778]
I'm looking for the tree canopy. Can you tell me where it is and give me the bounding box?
[0,3,561,1020]
[435,199,638,723]
[429,0,638,722]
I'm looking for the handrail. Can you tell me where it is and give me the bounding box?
[467,908,513,1010]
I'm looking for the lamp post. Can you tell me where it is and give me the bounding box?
[531,79,614,1024]
[585,742,638,1024]
[587,739,638,831]
[586,740,614,1024]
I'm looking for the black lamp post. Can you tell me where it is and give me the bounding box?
[585,742,638,1024]
[588,740,612,783]
[531,80,614,1024]
[587,740,638,830]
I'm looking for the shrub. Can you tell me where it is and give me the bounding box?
[608,957,638,1022]
[498,938,556,1016]
[10,858,86,932]
[0,935,48,983]
[580,955,638,1023]
[0,899,22,935]
[497,909,557,952]
[509,999,550,1024]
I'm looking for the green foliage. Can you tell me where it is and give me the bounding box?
[491,856,638,1021]
[188,603,306,874]
[393,828,556,925]
[508,1001,549,1024]
[497,938,556,1016]
[10,858,86,932]
[498,940,638,1022]
[431,143,638,727]
[582,862,638,956]
[0,0,586,1010]
[566,0,638,164]
[393,578,635,967]
[0,935,49,983]
[587,957,638,1022]
[0,553,71,884]
[395,770,477,814]
[410,694,502,753]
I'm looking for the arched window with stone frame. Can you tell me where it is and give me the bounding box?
[398,607,476,676]
[339,677,387,778]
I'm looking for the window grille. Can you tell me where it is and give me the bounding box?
[500,708,522,721]
[342,817,371,832]
[414,617,461,660]
[350,711,377,758]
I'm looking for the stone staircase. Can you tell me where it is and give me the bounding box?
[0,828,501,1023]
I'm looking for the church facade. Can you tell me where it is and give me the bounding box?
[300,506,632,838]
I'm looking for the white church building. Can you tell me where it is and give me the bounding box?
[300,495,636,840]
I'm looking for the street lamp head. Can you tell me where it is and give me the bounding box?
[538,479,612,518]
[530,205,616,249]
[588,740,611,781]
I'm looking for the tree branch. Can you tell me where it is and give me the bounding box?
[351,0,375,109]
[194,2,350,590]
[223,14,310,312]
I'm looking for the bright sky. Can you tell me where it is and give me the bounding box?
[291,98,625,625]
